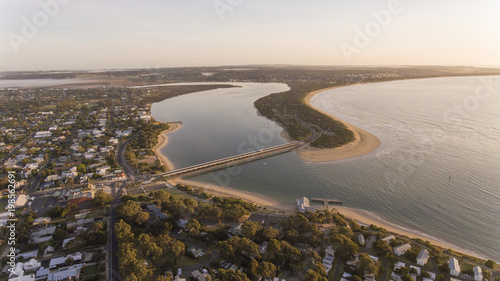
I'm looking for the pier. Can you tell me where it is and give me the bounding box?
[156,142,303,179]
[311,198,343,210]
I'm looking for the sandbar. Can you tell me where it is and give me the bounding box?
[297,86,381,162]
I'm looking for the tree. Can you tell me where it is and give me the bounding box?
[241,221,262,239]
[217,269,251,281]
[115,219,134,243]
[247,259,259,281]
[402,274,415,281]
[351,276,363,281]
[94,191,113,206]
[421,271,431,279]
[135,211,150,226]
[152,190,171,202]
[257,261,277,280]
[117,200,142,223]
[138,233,162,259]
[305,270,328,281]
[185,219,201,236]
[267,239,281,254]
[168,240,185,265]
[485,260,496,269]
[262,226,279,240]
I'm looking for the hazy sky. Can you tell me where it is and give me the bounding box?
[1,0,500,71]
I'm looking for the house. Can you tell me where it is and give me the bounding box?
[96,165,110,175]
[191,270,206,281]
[229,223,242,236]
[394,243,411,256]
[49,253,82,269]
[47,264,83,281]
[259,241,268,255]
[146,205,168,221]
[297,197,311,212]
[14,195,29,208]
[35,131,52,138]
[449,257,461,276]
[9,262,24,278]
[23,259,41,272]
[417,249,430,266]
[8,274,35,281]
[358,234,365,246]
[17,250,38,260]
[381,235,395,243]
[473,266,483,281]
[36,267,50,279]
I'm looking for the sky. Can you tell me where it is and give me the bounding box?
[1,0,500,71]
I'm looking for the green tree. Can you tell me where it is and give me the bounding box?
[257,261,277,280]
[117,200,142,223]
[485,260,496,269]
[241,221,262,239]
[114,219,134,243]
[305,270,328,281]
[94,191,113,206]
[135,211,150,226]
[168,240,185,265]
[262,226,279,240]
[217,269,251,281]
[185,219,201,236]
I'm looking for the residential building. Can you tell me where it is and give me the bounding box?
[449,257,461,276]
[473,266,483,281]
[394,244,411,256]
[417,249,430,266]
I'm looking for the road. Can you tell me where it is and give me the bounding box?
[116,132,140,181]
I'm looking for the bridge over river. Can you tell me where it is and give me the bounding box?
[152,141,303,180]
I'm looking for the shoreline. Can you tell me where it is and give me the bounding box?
[153,122,182,171]
[296,85,382,162]
[331,206,480,257]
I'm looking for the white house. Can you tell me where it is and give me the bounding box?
[34,131,52,138]
[449,257,461,276]
[297,197,311,212]
[394,243,411,256]
[96,165,111,175]
[417,249,430,266]
[23,259,41,272]
[8,274,35,281]
[381,235,395,243]
[358,234,366,246]
[473,266,483,281]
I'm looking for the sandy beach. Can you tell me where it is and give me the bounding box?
[153,122,182,171]
[332,206,480,256]
[297,86,381,162]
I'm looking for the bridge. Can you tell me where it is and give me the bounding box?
[311,198,343,210]
[156,142,303,179]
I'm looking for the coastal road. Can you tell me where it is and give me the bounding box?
[116,132,140,181]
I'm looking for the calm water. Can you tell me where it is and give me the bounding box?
[0,78,89,88]
[151,77,500,261]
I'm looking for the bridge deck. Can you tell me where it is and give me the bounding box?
[157,142,303,179]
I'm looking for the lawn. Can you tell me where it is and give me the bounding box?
[82,264,99,276]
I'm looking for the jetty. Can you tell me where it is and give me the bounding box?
[311,197,343,210]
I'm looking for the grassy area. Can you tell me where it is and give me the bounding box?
[82,264,99,276]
